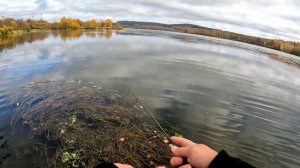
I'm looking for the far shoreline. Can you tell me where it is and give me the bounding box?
[120,28,300,68]
[116,21,300,58]
[1,17,299,57]
[1,27,300,68]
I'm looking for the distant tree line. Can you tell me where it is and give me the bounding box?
[118,21,300,57]
[180,27,300,57]
[54,17,114,29]
[0,17,119,37]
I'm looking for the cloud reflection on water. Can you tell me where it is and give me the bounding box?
[0,29,300,167]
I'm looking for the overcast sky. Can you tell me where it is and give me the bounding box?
[0,0,299,41]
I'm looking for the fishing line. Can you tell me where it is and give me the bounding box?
[123,84,174,145]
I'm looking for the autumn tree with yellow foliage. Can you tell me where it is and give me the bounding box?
[55,17,115,29]
[0,17,118,35]
[104,19,113,29]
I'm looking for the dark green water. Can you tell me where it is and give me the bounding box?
[0,29,300,167]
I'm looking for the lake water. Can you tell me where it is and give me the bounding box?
[0,29,300,167]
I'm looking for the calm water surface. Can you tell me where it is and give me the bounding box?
[0,29,300,167]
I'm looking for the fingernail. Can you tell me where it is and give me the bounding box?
[171,145,178,152]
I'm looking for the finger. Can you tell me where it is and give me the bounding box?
[179,164,192,168]
[171,136,194,147]
[114,163,133,168]
[171,146,190,157]
[170,156,184,166]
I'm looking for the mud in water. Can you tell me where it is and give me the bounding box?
[10,80,171,168]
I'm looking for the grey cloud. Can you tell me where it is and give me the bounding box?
[121,1,293,39]
[177,0,238,6]
[290,0,300,6]
[35,0,48,10]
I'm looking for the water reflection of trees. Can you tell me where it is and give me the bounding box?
[0,31,50,53]
[98,30,112,39]
[0,30,113,53]
[57,30,83,41]
[85,32,97,38]
[57,30,113,40]
[268,54,300,68]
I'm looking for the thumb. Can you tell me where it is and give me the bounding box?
[171,146,190,157]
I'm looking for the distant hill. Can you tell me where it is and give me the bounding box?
[117,21,212,31]
[117,21,300,57]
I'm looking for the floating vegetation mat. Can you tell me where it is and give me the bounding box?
[10,80,170,167]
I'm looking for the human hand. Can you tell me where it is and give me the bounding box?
[114,163,134,168]
[170,136,218,168]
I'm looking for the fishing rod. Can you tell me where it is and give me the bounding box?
[124,84,191,167]
[123,84,174,145]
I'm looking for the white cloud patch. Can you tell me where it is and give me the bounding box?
[0,0,299,41]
